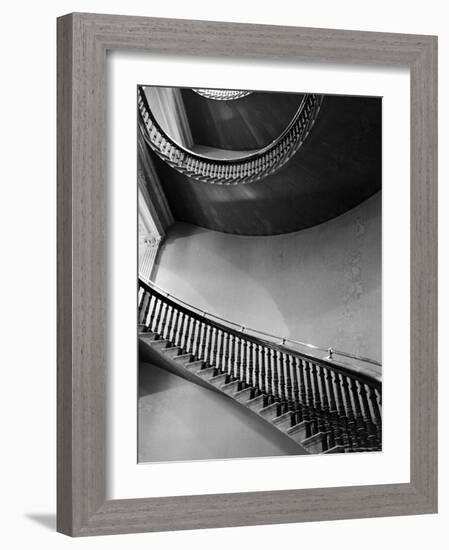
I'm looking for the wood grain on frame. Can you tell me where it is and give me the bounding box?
[57,12,437,536]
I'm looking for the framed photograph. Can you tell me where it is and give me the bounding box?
[57,13,437,536]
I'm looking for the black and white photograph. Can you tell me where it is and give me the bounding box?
[137,85,382,463]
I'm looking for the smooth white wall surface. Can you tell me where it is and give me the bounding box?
[154,194,381,361]
[1,1,446,550]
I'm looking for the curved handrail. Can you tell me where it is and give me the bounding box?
[138,278,382,453]
[138,86,323,185]
[140,278,382,376]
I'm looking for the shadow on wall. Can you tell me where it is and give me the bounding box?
[153,192,381,362]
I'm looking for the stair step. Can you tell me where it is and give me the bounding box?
[209,373,228,386]
[246,395,265,411]
[259,403,280,420]
[272,412,293,431]
[184,360,204,373]
[323,445,347,454]
[173,353,193,365]
[195,366,215,379]
[221,380,240,394]
[301,431,331,454]
[286,422,308,443]
[234,387,252,403]
[161,346,181,359]
[150,339,170,350]
[139,331,158,341]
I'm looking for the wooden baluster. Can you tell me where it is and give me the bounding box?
[180,311,190,351]
[369,386,382,448]
[138,291,149,324]
[291,356,301,424]
[276,351,285,412]
[334,372,352,450]
[161,304,171,340]
[210,327,219,370]
[324,368,343,448]
[203,323,212,367]
[138,286,144,308]
[147,296,156,331]
[310,364,327,450]
[175,311,184,347]
[264,347,272,402]
[284,353,294,415]
[139,292,150,326]
[272,349,281,412]
[304,361,317,436]
[169,308,177,346]
[154,298,164,335]
[228,334,236,380]
[259,345,266,402]
[234,336,241,386]
[184,315,193,353]
[318,366,334,449]
[190,319,199,359]
[215,329,222,373]
[206,326,215,368]
[297,360,311,437]
[341,374,358,451]
[252,343,261,396]
[159,300,169,339]
[359,382,377,449]
[143,292,154,327]
[246,340,255,398]
[137,286,143,313]
[238,338,246,390]
[199,321,207,361]
[282,353,293,412]
[350,379,368,449]
[216,329,224,374]
[222,332,229,376]
[240,338,247,387]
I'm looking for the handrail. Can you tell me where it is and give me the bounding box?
[138,278,382,453]
[141,278,381,374]
[138,86,323,185]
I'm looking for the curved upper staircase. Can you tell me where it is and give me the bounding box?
[138,279,382,455]
[139,87,381,235]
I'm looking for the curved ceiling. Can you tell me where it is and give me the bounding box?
[180,88,304,151]
[146,94,381,236]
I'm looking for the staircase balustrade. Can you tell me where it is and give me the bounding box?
[138,86,323,185]
[138,279,382,454]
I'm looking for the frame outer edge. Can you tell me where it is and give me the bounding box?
[410,36,438,510]
[57,12,438,536]
[57,13,75,536]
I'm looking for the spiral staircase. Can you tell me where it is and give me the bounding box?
[138,280,381,455]
[138,86,382,456]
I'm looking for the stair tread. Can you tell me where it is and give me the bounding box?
[210,373,227,381]
[259,403,278,415]
[222,380,239,389]
[287,422,307,435]
[234,387,251,397]
[301,431,330,446]
[247,395,264,405]
[186,360,204,368]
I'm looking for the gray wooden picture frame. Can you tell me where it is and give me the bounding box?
[57,12,438,537]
